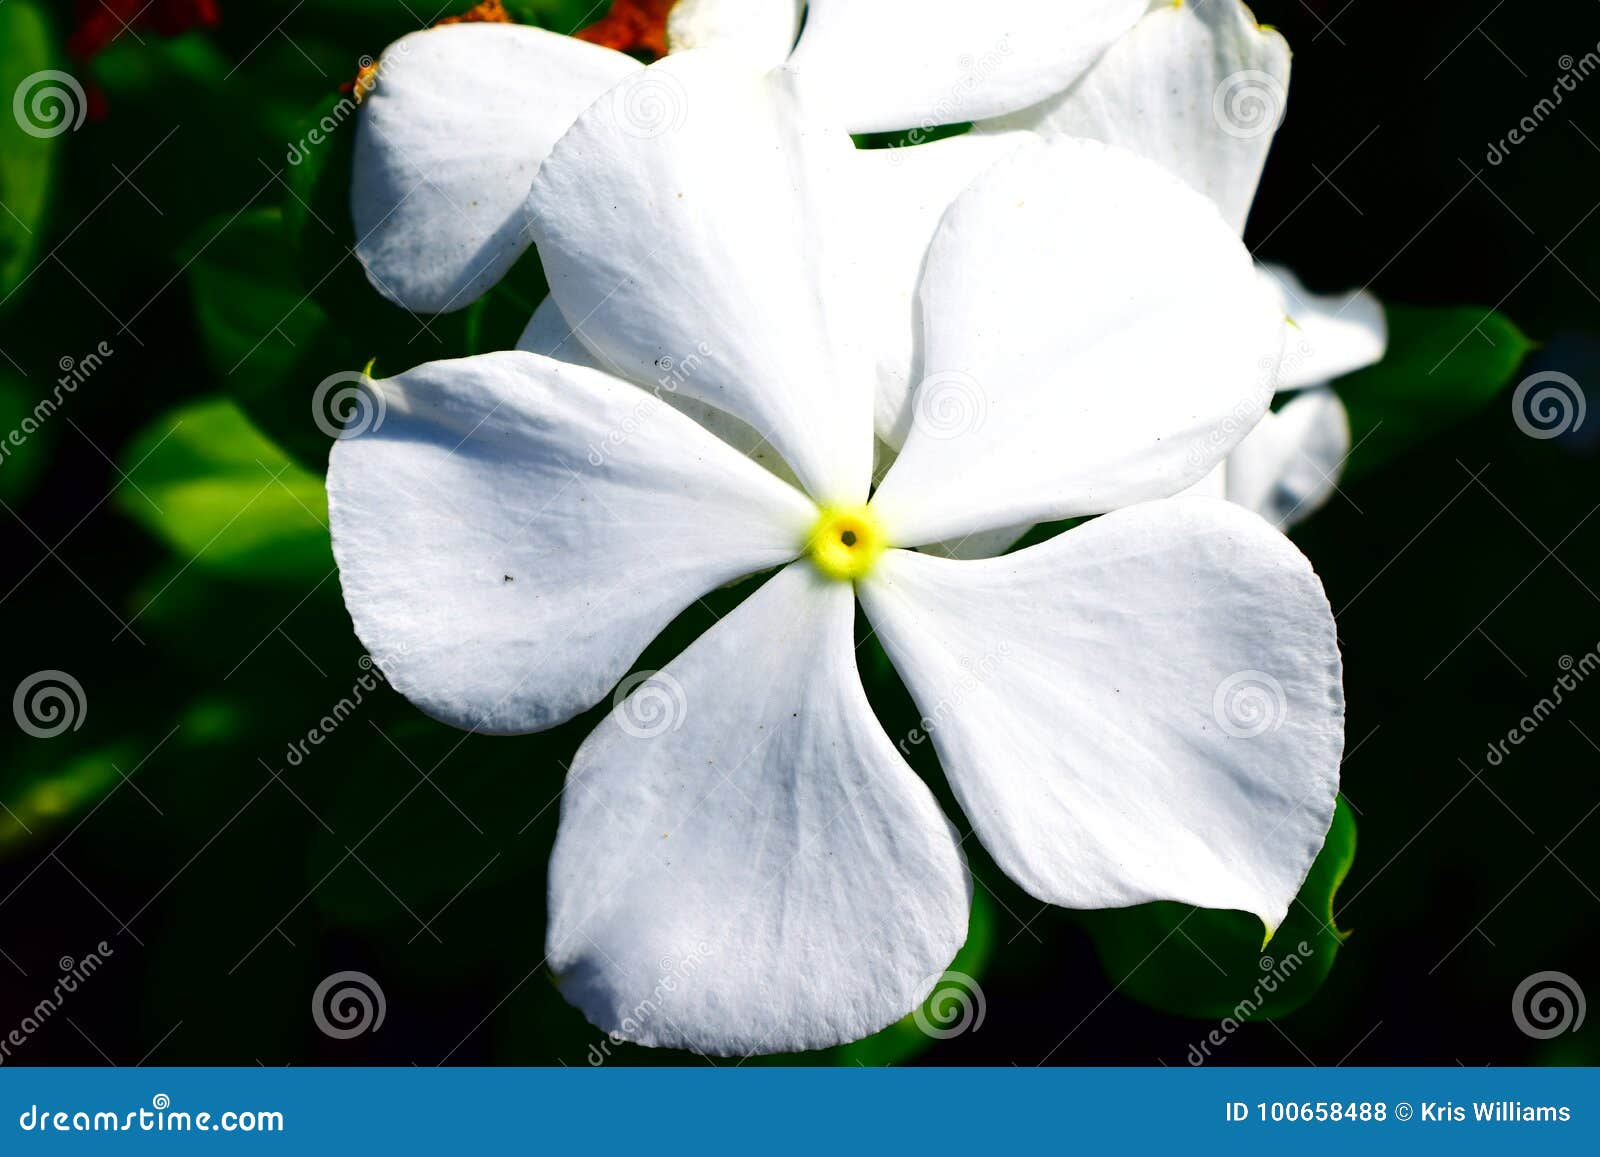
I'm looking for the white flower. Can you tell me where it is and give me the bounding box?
[978,0,1389,529]
[328,56,1344,1056]
[349,0,1147,312]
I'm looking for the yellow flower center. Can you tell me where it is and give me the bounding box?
[805,504,887,582]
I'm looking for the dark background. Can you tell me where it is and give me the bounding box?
[0,0,1596,1066]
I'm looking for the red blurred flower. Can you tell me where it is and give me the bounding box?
[435,0,512,26]
[68,0,221,62]
[575,0,674,60]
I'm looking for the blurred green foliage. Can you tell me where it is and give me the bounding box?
[116,397,333,581]
[188,208,352,468]
[0,2,61,298]
[1,0,1587,1069]
[0,371,52,502]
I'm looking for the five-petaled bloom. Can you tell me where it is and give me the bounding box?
[328,51,1344,1056]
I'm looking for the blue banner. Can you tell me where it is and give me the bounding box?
[0,1068,1595,1153]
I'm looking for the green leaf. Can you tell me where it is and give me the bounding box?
[1079,796,1357,1022]
[0,0,65,302]
[1337,305,1531,482]
[115,397,333,582]
[187,206,356,468]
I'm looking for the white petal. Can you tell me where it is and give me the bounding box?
[352,25,637,314]
[547,562,970,1055]
[1266,264,1389,390]
[1226,388,1351,529]
[327,351,815,736]
[870,138,1284,547]
[787,0,1147,134]
[517,296,800,486]
[515,294,602,369]
[980,0,1290,234]
[666,0,801,68]
[849,131,1035,447]
[858,498,1344,931]
[1179,460,1229,502]
[919,522,1032,561]
[528,52,876,504]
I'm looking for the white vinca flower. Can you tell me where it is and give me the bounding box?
[976,0,1389,529]
[328,54,1345,1055]
[350,0,1148,312]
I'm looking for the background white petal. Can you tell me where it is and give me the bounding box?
[1178,460,1229,502]
[516,294,602,370]
[352,25,637,314]
[787,0,1147,134]
[918,522,1032,561]
[848,131,1036,448]
[528,52,877,504]
[1265,264,1389,390]
[517,297,799,485]
[328,351,815,736]
[666,0,802,68]
[1226,388,1352,529]
[980,0,1290,234]
[870,138,1284,547]
[858,498,1344,933]
[547,562,971,1056]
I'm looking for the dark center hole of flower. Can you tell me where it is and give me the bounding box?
[840,530,858,547]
